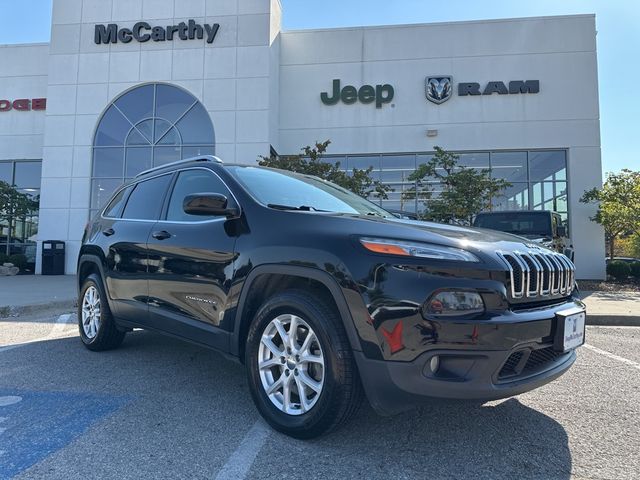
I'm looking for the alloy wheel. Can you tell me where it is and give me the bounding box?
[81,285,101,339]
[258,314,325,415]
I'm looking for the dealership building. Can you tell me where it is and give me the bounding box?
[0,0,605,278]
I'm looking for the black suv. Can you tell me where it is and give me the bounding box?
[78,156,586,438]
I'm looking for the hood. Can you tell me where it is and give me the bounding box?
[332,213,550,253]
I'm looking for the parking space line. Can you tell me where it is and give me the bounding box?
[583,343,640,371]
[214,419,270,480]
[0,314,75,353]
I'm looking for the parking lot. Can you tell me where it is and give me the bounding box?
[1,310,639,480]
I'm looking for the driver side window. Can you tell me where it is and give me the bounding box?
[166,169,231,222]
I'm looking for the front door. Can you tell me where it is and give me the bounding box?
[146,168,238,350]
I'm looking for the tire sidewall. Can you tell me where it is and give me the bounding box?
[78,273,110,347]
[246,293,348,435]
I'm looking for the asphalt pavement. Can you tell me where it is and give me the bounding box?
[0,309,639,480]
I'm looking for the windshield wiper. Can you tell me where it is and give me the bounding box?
[267,204,328,212]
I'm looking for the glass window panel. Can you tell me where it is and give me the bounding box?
[94,106,131,146]
[156,84,196,124]
[490,152,527,182]
[529,150,566,182]
[347,155,380,171]
[380,155,415,183]
[381,200,417,213]
[166,169,230,221]
[175,103,215,145]
[556,193,568,212]
[93,147,124,177]
[14,162,41,189]
[457,152,489,169]
[134,119,154,144]
[91,178,123,210]
[347,156,380,179]
[381,155,416,170]
[555,181,567,197]
[126,128,151,146]
[544,182,554,202]
[153,146,181,166]
[122,174,172,220]
[125,147,152,178]
[182,146,215,158]
[416,154,434,166]
[320,156,345,169]
[381,170,415,183]
[492,183,529,211]
[103,186,132,218]
[154,119,174,143]
[114,84,154,125]
[0,162,12,184]
[157,125,180,145]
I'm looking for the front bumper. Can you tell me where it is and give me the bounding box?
[355,299,583,415]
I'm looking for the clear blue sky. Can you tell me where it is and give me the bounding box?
[1,0,638,175]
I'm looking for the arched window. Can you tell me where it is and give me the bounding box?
[90,83,215,215]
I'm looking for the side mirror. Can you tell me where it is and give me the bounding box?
[557,225,567,237]
[183,193,239,217]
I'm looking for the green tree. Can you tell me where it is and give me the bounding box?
[404,146,511,224]
[259,140,390,199]
[580,169,640,259]
[0,181,39,255]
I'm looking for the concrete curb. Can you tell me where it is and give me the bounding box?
[587,315,640,327]
[0,299,76,319]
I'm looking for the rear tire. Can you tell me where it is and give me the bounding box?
[78,273,125,351]
[245,290,363,439]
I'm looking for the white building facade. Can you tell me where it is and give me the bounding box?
[0,0,605,278]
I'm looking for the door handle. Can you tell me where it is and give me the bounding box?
[102,228,115,237]
[152,230,172,240]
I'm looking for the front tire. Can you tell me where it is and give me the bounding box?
[78,273,125,351]
[246,290,363,439]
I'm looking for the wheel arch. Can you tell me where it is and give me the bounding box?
[231,265,362,362]
[77,253,107,294]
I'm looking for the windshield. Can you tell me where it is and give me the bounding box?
[473,212,552,237]
[227,166,393,217]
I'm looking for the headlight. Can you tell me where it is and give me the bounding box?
[359,237,479,262]
[424,291,485,317]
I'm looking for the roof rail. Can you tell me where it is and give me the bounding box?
[135,155,223,178]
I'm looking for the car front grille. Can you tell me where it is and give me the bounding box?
[498,346,567,380]
[497,250,575,300]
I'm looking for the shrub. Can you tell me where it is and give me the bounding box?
[0,252,8,265]
[7,253,27,270]
[630,262,640,280]
[607,260,631,281]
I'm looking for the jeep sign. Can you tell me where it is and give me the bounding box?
[321,79,394,108]
[94,20,220,44]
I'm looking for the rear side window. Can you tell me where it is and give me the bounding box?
[122,174,172,220]
[166,169,231,222]
[103,186,131,218]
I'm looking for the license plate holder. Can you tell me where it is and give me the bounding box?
[553,308,586,352]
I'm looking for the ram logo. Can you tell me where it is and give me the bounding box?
[425,76,453,104]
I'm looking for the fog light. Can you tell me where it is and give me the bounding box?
[424,291,484,317]
[430,355,440,373]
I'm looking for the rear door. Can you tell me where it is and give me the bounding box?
[146,167,238,350]
[103,173,173,323]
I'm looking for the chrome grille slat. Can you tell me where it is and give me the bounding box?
[498,250,575,301]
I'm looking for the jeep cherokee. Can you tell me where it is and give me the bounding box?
[77,156,586,438]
